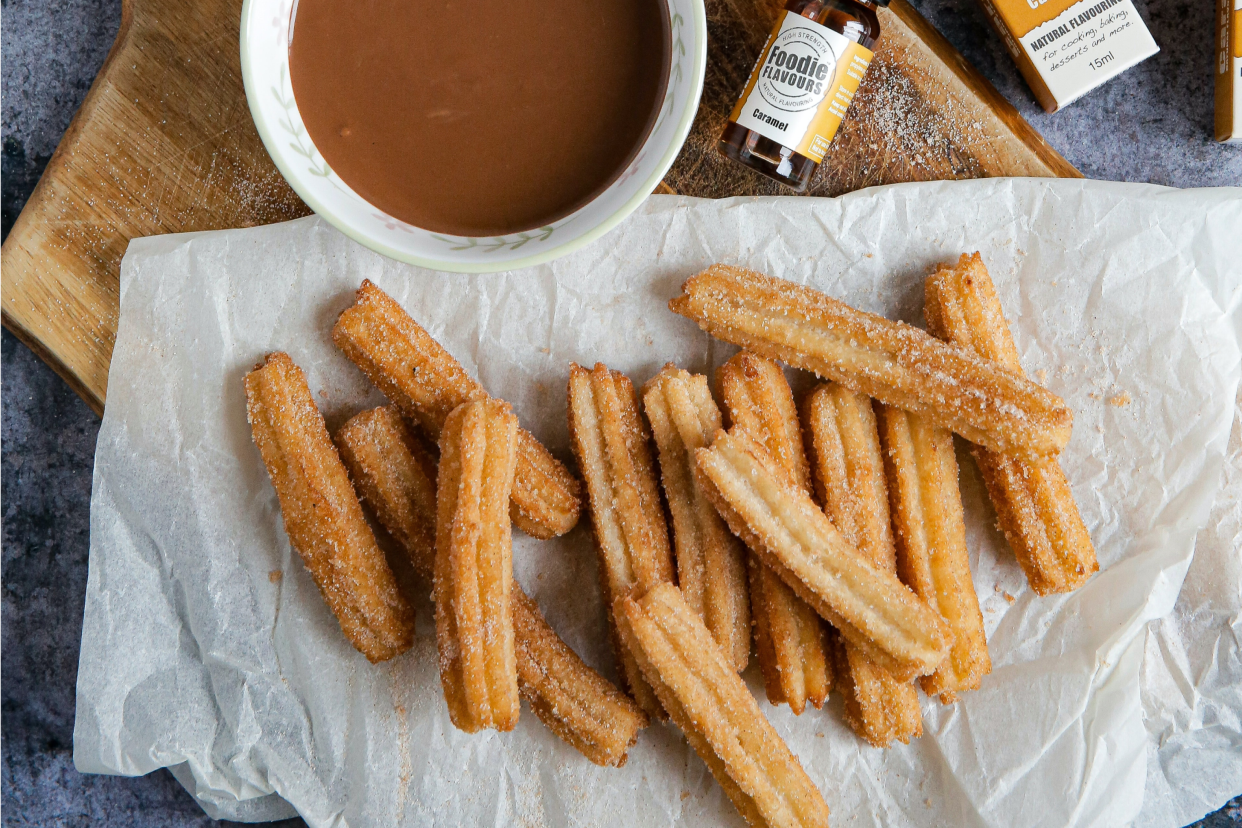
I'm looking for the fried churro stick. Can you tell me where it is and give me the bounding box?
[333,280,581,539]
[670,265,1073,461]
[878,405,991,701]
[567,363,675,719]
[336,406,647,764]
[696,428,951,682]
[642,365,751,672]
[617,583,831,828]
[513,589,648,766]
[718,353,831,713]
[435,399,521,733]
[925,254,1097,594]
[337,406,438,575]
[803,384,922,746]
[244,353,413,663]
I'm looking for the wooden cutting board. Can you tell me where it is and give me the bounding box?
[0,0,1078,415]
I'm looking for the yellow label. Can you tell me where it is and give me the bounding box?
[993,0,1084,38]
[795,42,873,160]
[1234,5,1241,57]
[729,11,874,163]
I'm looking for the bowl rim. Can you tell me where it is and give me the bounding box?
[239,0,708,274]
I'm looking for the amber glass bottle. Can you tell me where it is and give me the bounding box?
[718,0,884,191]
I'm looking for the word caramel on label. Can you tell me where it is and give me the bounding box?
[1216,0,1241,141]
[976,0,1158,111]
[729,11,873,163]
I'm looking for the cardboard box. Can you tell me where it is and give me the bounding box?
[978,0,1160,112]
[1217,0,1242,142]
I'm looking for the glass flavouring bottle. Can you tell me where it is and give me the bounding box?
[718,0,884,191]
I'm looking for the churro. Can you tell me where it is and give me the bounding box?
[435,399,520,733]
[336,405,647,763]
[878,404,990,701]
[244,352,413,663]
[803,384,922,746]
[925,254,1097,594]
[617,583,831,828]
[718,353,831,713]
[670,265,1073,460]
[567,363,675,718]
[641,365,750,672]
[333,280,581,539]
[513,588,648,766]
[696,428,951,682]
[337,406,438,576]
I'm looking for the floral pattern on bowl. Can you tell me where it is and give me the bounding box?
[240,0,707,273]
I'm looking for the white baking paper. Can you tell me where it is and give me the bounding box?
[77,179,1242,828]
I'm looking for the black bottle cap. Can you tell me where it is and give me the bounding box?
[870,0,891,6]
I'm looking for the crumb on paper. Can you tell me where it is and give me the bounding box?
[540,347,550,355]
[269,570,282,583]
[680,791,690,801]
[924,798,933,808]
[1036,368,1048,384]
[1004,592,1016,604]
[1109,391,1131,407]
[816,731,825,738]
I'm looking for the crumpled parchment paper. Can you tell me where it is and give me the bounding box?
[77,179,1242,828]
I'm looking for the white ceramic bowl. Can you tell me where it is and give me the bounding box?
[240,0,706,273]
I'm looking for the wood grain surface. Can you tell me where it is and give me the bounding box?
[0,0,1077,415]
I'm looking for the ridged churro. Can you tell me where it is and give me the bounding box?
[718,353,831,713]
[336,405,647,763]
[696,428,951,682]
[567,363,675,718]
[642,365,750,672]
[803,384,922,746]
[925,254,1097,595]
[513,588,648,766]
[337,406,438,576]
[435,399,521,733]
[670,265,1073,460]
[878,404,990,701]
[617,583,831,828]
[333,280,581,539]
[244,352,413,663]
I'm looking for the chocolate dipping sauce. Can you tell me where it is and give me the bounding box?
[289,0,670,237]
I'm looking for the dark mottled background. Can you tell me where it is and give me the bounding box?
[2,0,1239,825]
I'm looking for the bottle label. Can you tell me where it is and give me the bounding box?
[729,11,874,163]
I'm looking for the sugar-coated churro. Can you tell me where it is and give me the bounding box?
[617,583,831,828]
[696,428,951,682]
[925,254,1097,595]
[333,280,581,539]
[718,353,831,713]
[337,406,438,577]
[567,363,675,718]
[513,588,649,766]
[803,384,922,746]
[670,265,1073,460]
[336,406,648,763]
[642,365,750,672]
[878,404,990,701]
[435,399,521,733]
[244,352,413,663]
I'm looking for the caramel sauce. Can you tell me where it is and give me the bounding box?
[289,0,669,237]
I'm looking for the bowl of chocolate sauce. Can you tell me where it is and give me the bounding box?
[241,0,705,272]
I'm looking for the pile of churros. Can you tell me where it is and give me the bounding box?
[244,252,1097,827]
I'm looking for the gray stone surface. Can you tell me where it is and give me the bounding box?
[0,0,1238,825]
